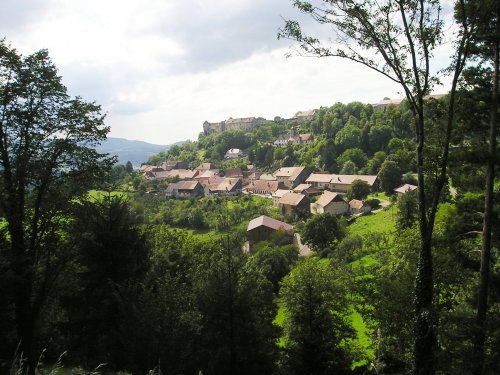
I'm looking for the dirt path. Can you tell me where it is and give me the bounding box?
[293,233,313,257]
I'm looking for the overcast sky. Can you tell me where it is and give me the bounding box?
[2,0,455,145]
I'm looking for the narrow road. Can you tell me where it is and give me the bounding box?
[293,233,313,257]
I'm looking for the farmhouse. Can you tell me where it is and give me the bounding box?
[165,181,204,198]
[274,166,308,189]
[244,180,283,196]
[311,191,349,215]
[305,173,379,193]
[246,215,293,242]
[278,192,310,216]
[204,177,242,196]
[272,189,294,207]
[349,199,371,215]
[394,184,418,197]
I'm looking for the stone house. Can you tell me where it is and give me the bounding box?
[349,199,371,215]
[165,181,204,198]
[274,166,308,189]
[244,180,283,196]
[278,192,310,216]
[311,191,349,215]
[394,184,418,197]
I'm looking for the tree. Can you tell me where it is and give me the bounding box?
[396,189,419,230]
[454,2,500,371]
[125,160,134,174]
[301,213,346,256]
[338,147,368,171]
[67,195,149,370]
[279,257,353,375]
[339,159,357,175]
[379,160,403,195]
[279,3,474,371]
[0,40,113,373]
[347,179,371,200]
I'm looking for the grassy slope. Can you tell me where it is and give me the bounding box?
[348,205,397,236]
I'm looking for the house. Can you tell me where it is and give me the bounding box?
[372,98,404,111]
[293,183,312,194]
[165,180,204,198]
[294,109,318,123]
[204,178,243,196]
[273,133,314,146]
[161,160,188,171]
[278,192,310,216]
[139,164,155,173]
[149,169,176,180]
[259,173,276,181]
[274,166,308,189]
[195,162,218,171]
[272,189,294,207]
[311,191,349,215]
[394,184,418,197]
[349,199,371,215]
[244,180,283,196]
[328,175,378,193]
[247,171,263,184]
[305,173,334,190]
[223,168,244,179]
[224,148,244,159]
[168,169,199,180]
[247,215,293,243]
[305,173,379,193]
[194,169,219,185]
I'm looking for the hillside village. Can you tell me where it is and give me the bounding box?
[138,101,420,242]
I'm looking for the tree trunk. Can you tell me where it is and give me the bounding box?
[473,21,499,375]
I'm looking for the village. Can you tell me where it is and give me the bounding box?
[139,156,417,245]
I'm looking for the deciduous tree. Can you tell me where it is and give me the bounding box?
[279,2,475,372]
[0,40,113,373]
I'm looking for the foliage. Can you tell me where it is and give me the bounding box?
[0,40,114,372]
[347,180,371,201]
[396,190,419,230]
[279,257,354,375]
[301,213,346,256]
[378,160,402,195]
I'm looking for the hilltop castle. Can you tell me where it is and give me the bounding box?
[203,117,266,135]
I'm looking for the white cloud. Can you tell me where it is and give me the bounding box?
[1,0,457,145]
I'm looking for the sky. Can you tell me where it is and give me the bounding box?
[2,0,455,145]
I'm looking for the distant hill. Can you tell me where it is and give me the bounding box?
[95,137,173,167]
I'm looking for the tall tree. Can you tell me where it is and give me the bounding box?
[279,257,353,375]
[0,40,113,373]
[66,195,149,370]
[279,2,474,373]
[456,2,500,372]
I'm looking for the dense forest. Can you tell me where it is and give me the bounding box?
[1,1,499,375]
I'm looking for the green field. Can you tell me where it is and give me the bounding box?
[348,205,397,236]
